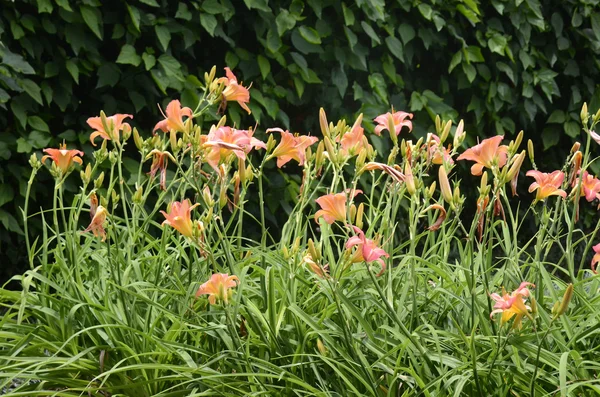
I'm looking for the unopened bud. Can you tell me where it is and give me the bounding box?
[453,185,462,205]
[428,182,437,198]
[307,238,320,261]
[349,204,357,224]
[319,108,329,137]
[111,189,119,204]
[323,136,337,165]
[133,184,143,204]
[439,165,453,205]
[514,130,523,150]
[169,130,178,153]
[206,65,216,85]
[217,115,227,129]
[266,134,276,152]
[594,107,600,122]
[435,115,442,135]
[530,296,537,316]
[355,148,366,169]
[387,113,398,146]
[581,102,589,125]
[29,153,42,170]
[355,202,364,230]
[571,142,581,153]
[555,283,573,318]
[480,171,489,192]
[453,120,466,149]
[506,150,526,196]
[405,161,416,196]
[219,185,228,209]
[388,146,398,165]
[203,185,214,206]
[94,172,105,189]
[122,124,132,142]
[109,150,118,164]
[291,236,301,255]
[81,163,92,185]
[440,120,452,143]
[527,139,535,163]
[133,127,143,151]
[315,141,325,171]
[317,339,327,355]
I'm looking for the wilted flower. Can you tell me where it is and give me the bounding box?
[146,149,176,190]
[267,128,319,168]
[87,113,133,146]
[490,282,535,328]
[160,199,199,238]
[218,67,251,114]
[195,273,240,305]
[361,162,405,183]
[526,170,567,201]
[457,135,508,176]
[314,190,362,224]
[84,205,108,241]
[153,99,193,133]
[41,143,83,175]
[373,111,413,136]
[345,225,389,276]
[203,126,266,171]
[303,253,329,278]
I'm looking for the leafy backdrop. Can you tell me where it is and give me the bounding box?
[1,0,600,282]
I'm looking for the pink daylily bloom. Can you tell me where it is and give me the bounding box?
[267,128,319,168]
[160,199,199,238]
[195,273,240,305]
[576,171,600,202]
[490,282,535,328]
[203,126,266,171]
[153,99,193,133]
[314,190,362,224]
[374,111,413,136]
[218,67,252,114]
[426,133,454,165]
[87,113,133,146]
[592,243,600,273]
[42,144,83,174]
[457,135,508,176]
[345,225,389,276]
[526,170,567,201]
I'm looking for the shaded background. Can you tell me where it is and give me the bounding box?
[2,0,599,284]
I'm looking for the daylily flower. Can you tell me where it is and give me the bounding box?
[526,170,567,201]
[361,162,405,183]
[591,243,600,273]
[345,225,389,276]
[41,143,83,175]
[303,253,329,278]
[195,273,240,305]
[153,99,193,133]
[314,189,362,224]
[160,199,199,238]
[84,205,108,241]
[590,130,600,145]
[267,128,319,168]
[339,114,369,157]
[457,135,508,176]
[146,149,176,190]
[87,113,133,146]
[218,67,251,114]
[426,134,454,165]
[490,282,535,328]
[203,126,266,171]
[576,171,600,202]
[374,111,413,136]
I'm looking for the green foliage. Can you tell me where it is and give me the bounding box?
[2,0,600,281]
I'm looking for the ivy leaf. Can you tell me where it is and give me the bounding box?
[257,55,270,80]
[488,34,507,55]
[176,3,192,21]
[299,26,321,45]
[65,59,79,83]
[398,24,415,45]
[331,65,348,98]
[0,185,14,208]
[155,25,172,51]
[243,0,270,12]
[1,52,35,74]
[126,4,141,32]
[28,131,51,149]
[564,121,580,138]
[97,63,121,88]
[139,0,160,7]
[462,63,477,83]
[21,79,43,105]
[276,10,296,36]
[418,4,432,20]
[116,44,142,67]
[448,51,462,73]
[16,137,33,153]
[28,116,49,132]
[361,21,381,45]
[385,36,404,62]
[142,53,156,71]
[200,13,218,36]
[80,5,103,40]
[158,54,181,78]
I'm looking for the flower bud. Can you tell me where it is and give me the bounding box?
[94,172,105,189]
[581,102,589,125]
[530,296,537,316]
[440,120,452,143]
[527,139,535,163]
[453,120,466,149]
[266,134,276,152]
[555,283,573,318]
[319,107,329,137]
[169,130,178,153]
[405,161,416,196]
[203,185,214,207]
[315,141,325,173]
[109,150,118,165]
[355,202,365,229]
[111,189,119,204]
[307,238,320,261]
[349,204,357,224]
[571,142,581,153]
[133,127,143,151]
[81,163,92,185]
[217,115,227,129]
[438,165,453,205]
[355,148,366,169]
[29,153,42,170]
[387,113,398,146]
[317,339,327,355]
[133,184,143,204]
[428,182,437,198]
[435,114,442,135]
[122,124,132,142]
[219,185,228,209]
[206,65,216,86]
[453,185,462,206]
[594,107,600,123]
[323,136,337,165]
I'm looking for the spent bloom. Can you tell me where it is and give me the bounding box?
[218,67,251,114]
[153,99,193,133]
[345,226,389,276]
[490,282,535,328]
[146,149,176,190]
[457,135,508,176]
[526,170,567,201]
[203,126,266,171]
[303,253,329,279]
[195,273,240,305]
[41,143,83,175]
[84,205,108,241]
[373,110,413,136]
[160,199,199,238]
[267,128,319,168]
[87,113,133,146]
[314,189,362,224]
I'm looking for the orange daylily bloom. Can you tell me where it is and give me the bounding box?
[146,149,176,190]
[267,128,319,168]
[87,113,133,146]
[153,99,193,133]
[314,189,362,224]
[203,126,266,171]
[457,135,508,176]
[41,143,83,174]
[490,282,535,329]
[373,111,413,136]
[160,199,200,238]
[591,243,600,273]
[84,205,108,241]
[345,225,389,276]
[526,170,567,201]
[218,67,251,114]
[195,273,240,305]
[339,114,369,157]
[576,171,600,202]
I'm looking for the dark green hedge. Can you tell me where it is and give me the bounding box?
[1,0,599,281]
